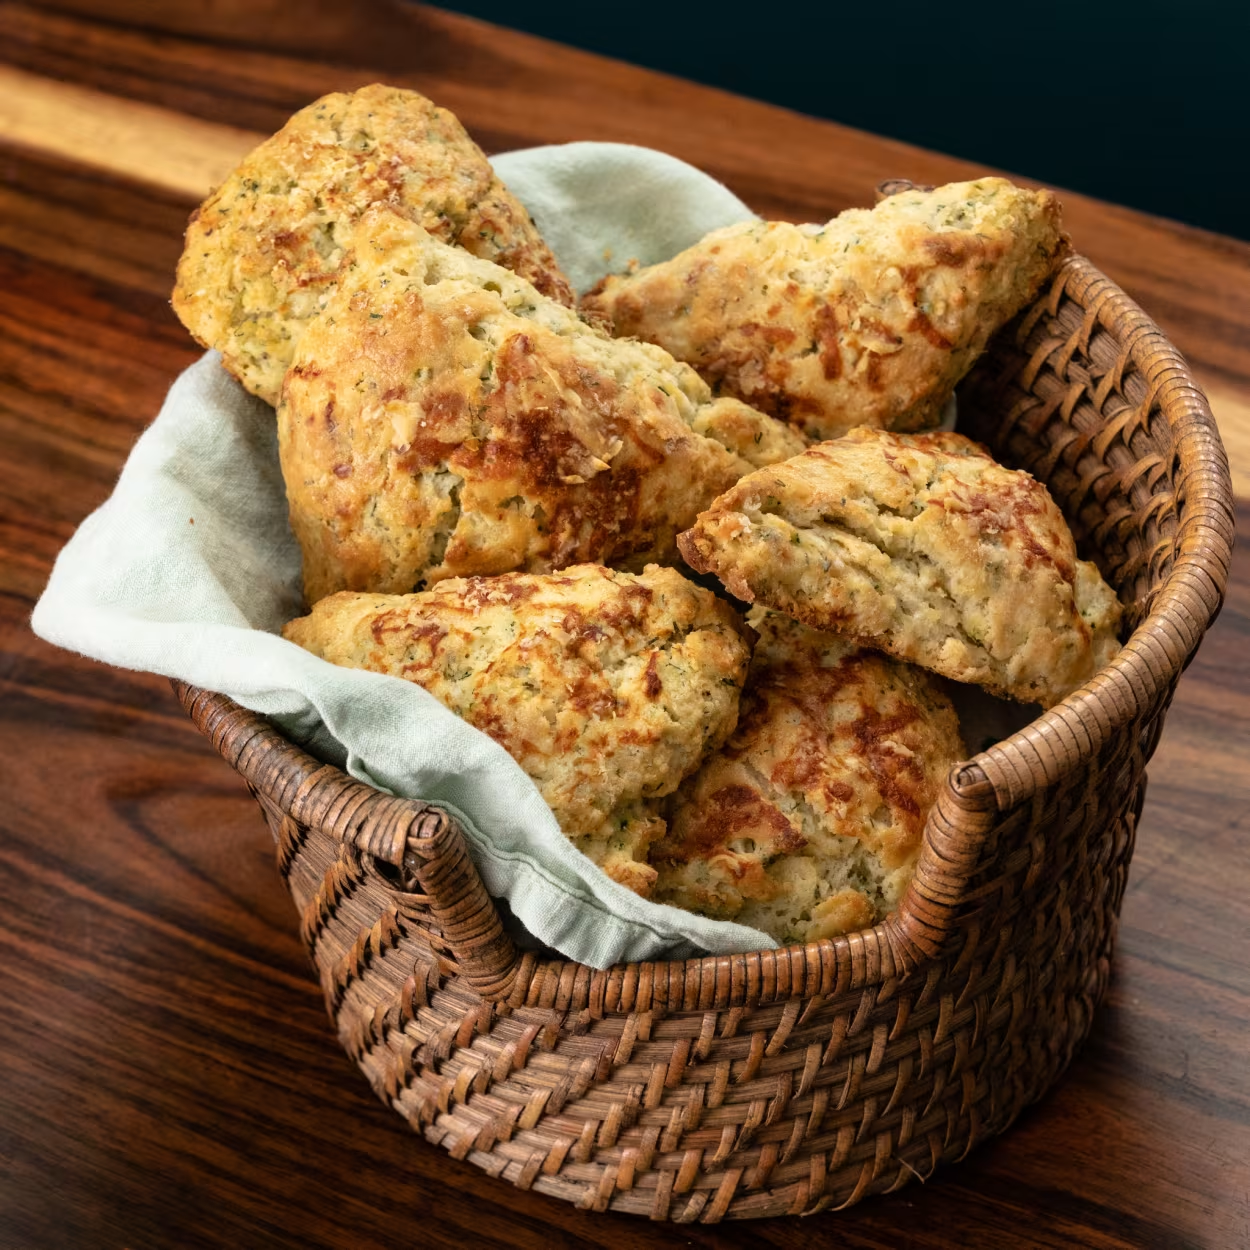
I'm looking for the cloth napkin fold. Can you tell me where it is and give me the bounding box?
[32,141,793,968]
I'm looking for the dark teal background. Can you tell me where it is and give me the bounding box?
[435,0,1249,241]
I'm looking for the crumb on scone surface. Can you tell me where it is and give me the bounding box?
[172,84,575,405]
[678,428,1122,707]
[282,563,753,896]
[582,177,1065,441]
[280,208,802,603]
[652,609,964,942]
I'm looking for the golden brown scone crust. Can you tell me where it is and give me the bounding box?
[678,428,1123,707]
[282,564,753,895]
[652,609,964,942]
[172,84,574,405]
[280,209,800,603]
[690,396,808,468]
[582,178,1065,441]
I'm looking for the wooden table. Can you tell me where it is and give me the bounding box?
[2,4,1247,1245]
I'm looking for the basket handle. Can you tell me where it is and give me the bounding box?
[880,762,999,970]
[879,554,1218,972]
[172,681,522,1000]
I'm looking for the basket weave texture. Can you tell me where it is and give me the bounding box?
[177,254,1233,1222]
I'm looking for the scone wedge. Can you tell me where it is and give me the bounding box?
[583,177,1065,441]
[280,208,805,603]
[653,609,965,942]
[283,564,753,896]
[678,428,1122,707]
[173,84,575,405]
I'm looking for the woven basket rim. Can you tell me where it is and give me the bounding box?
[176,253,1234,1004]
[955,256,1233,811]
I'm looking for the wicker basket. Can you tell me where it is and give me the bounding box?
[175,254,1233,1222]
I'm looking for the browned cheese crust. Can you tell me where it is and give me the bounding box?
[172,84,575,405]
[280,208,805,603]
[282,564,753,895]
[652,609,964,942]
[678,428,1123,707]
[582,178,1066,441]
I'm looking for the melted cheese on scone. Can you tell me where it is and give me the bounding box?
[279,207,805,602]
[282,564,753,896]
[653,609,964,942]
[678,429,1122,707]
[173,84,575,405]
[583,178,1065,441]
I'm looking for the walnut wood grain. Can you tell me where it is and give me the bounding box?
[0,63,258,198]
[1,3,1247,1245]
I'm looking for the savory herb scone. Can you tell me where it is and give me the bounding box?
[678,429,1123,707]
[582,178,1065,441]
[282,564,753,895]
[652,609,964,942]
[280,208,806,603]
[172,84,574,405]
